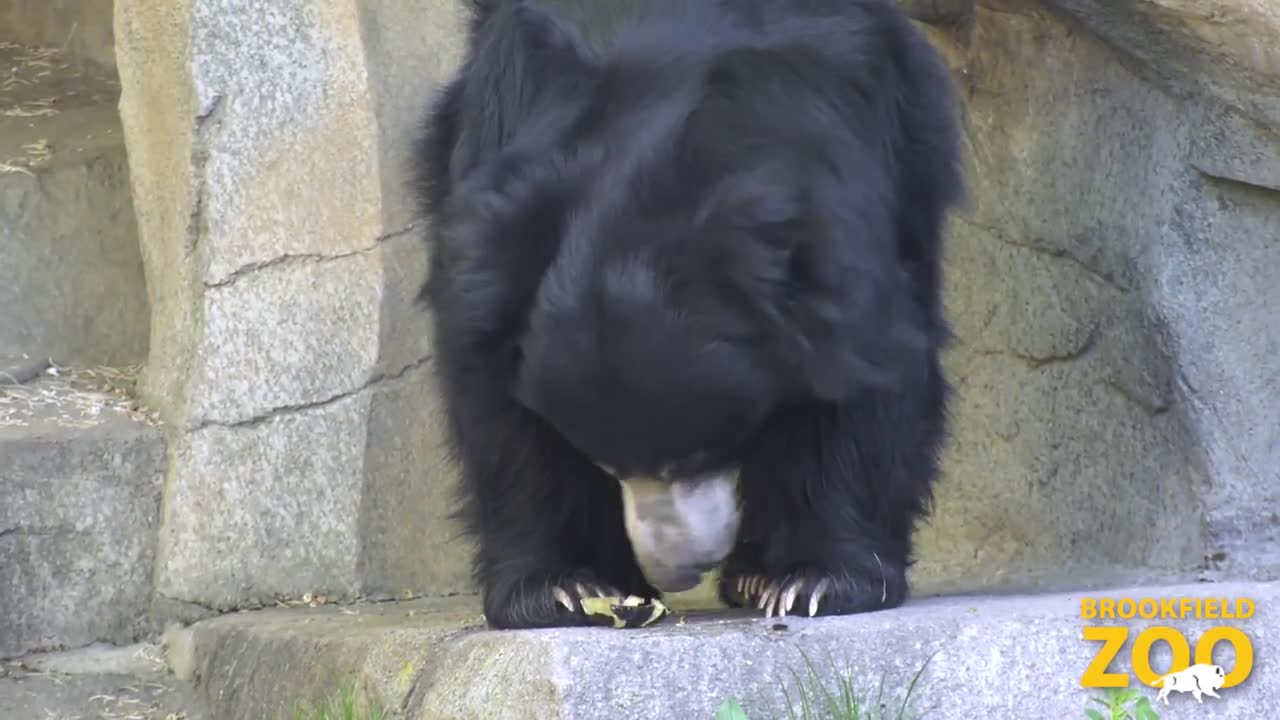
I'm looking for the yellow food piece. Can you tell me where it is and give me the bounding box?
[580,595,670,628]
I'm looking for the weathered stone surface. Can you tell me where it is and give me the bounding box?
[0,380,164,658]
[1042,1,1280,131]
[371,230,435,380]
[0,143,147,367]
[356,0,467,233]
[191,0,383,284]
[898,0,972,24]
[0,670,207,720]
[352,0,474,596]
[1186,104,1280,192]
[358,360,473,599]
[115,0,475,609]
[918,223,1208,590]
[1,643,208,719]
[0,46,147,368]
[155,391,371,608]
[177,581,1278,720]
[0,0,117,69]
[0,355,49,386]
[1145,179,1280,577]
[115,0,203,421]
[909,0,1279,592]
[171,598,481,720]
[118,0,386,423]
[111,0,1279,616]
[353,0,474,593]
[911,5,1205,591]
[191,253,382,426]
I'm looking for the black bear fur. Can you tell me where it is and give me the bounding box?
[412,0,965,629]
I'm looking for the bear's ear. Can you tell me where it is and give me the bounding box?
[695,163,930,401]
[452,1,597,166]
[692,159,813,307]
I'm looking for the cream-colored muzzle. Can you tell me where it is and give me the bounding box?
[618,472,740,592]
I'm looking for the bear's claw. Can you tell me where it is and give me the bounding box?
[482,568,658,629]
[551,581,623,612]
[729,552,893,619]
[737,574,832,618]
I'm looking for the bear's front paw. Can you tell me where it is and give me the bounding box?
[484,569,650,629]
[723,556,907,619]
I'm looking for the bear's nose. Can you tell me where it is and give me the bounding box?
[618,472,740,590]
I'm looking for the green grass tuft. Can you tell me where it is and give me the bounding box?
[1084,688,1161,720]
[273,682,388,720]
[717,649,937,720]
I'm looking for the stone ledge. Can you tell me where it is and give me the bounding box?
[176,580,1278,720]
[0,375,165,658]
[1,643,207,720]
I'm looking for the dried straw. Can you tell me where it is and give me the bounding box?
[0,360,161,429]
[0,45,68,118]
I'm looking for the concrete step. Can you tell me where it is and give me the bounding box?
[173,579,1278,720]
[0,643,208,720]
[0,41,149,368]
[0,364,165,659]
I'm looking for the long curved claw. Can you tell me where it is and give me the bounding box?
[808,577,832,617]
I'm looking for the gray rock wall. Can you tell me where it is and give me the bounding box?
[0,385,165,658]
[0,137,148,368]
[910,0,1279,589]
[106,0,1278,615]
[1042,0,1280,576]
[0,45,147,368]
[0,0,116,70]
[114,0,471,614]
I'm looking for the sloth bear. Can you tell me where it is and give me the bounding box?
[413,0,965,629]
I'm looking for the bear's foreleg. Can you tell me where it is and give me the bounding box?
[442,373,658,629]
[717,355,946,618]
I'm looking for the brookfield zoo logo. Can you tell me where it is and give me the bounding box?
[1080,595,1257,705]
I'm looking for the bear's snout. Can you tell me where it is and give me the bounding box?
[619,473,740,592]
